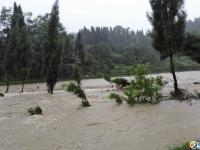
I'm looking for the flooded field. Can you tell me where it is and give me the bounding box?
[0,71,200,150]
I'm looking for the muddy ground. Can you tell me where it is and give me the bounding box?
[0,71,200,150]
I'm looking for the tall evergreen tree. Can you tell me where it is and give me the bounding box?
[0,7,12,84]
[45,0,61,94]
[16,5,31,93]
[147,0,186,95]
[3,3,19,93]
[75,32,84,64]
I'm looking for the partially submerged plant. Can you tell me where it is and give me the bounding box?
[28,105,43,115]
[0,93,4,97]
[169,143,190,150]
[67,82,90,107]
[170,89,197,101]
[109,64,165,105]
[112,78,130,89]
[109,93,123,104]
[67,65,90,107]
[67,82,78,92]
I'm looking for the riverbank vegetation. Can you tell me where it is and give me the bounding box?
[66,65,90,107]
[109,64,165,105]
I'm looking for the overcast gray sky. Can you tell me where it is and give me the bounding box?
[0,0,199,32]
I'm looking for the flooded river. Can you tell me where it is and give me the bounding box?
[0,71,200,150]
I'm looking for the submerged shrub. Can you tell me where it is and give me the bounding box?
[28,106,43,115]
[109,64,164,105]
[112,78,130,89]
[67,65,90,107]
[67,82,78,93]
[0,93,4,97]
[124,64,164,104]
[109,93,123,104]
[124,75,164,104]
[67,82,90,107]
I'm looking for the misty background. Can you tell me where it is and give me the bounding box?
[0,0,200,32]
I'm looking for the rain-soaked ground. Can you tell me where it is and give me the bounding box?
[0,71,200,150]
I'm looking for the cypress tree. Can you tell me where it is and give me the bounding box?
[45,0,61,94]
[3,2,19,93]
[147,0,186,95]
[16,5,31,93]
[75,32,84,64]
[3,3,31,93]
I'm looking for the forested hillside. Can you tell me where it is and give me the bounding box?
[0,6,200,83]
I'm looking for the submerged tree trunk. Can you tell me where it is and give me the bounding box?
[5,81,9,93]
[47,81,54,94]
[82,99,90,107]
[21,78,25,93]
[169,54,179,93]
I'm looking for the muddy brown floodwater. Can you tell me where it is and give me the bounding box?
[0,71,200,150]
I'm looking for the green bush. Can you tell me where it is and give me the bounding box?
[169,143,190,150]
[109,64,165,105]
[124,64,164,104]
[132,64,150,76]
[67,82,90,107]
[28,106,43,115]
[109,93,123,104]
[67,82,78,93]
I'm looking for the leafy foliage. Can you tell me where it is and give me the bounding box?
[67,82,90,107]
[169,143,190,150]
[124,64,164,104]
[28,105,43,115]
[109,64,164,105]
[109,93,123,104]
[67,66,90,107]
[67,82,78,93]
